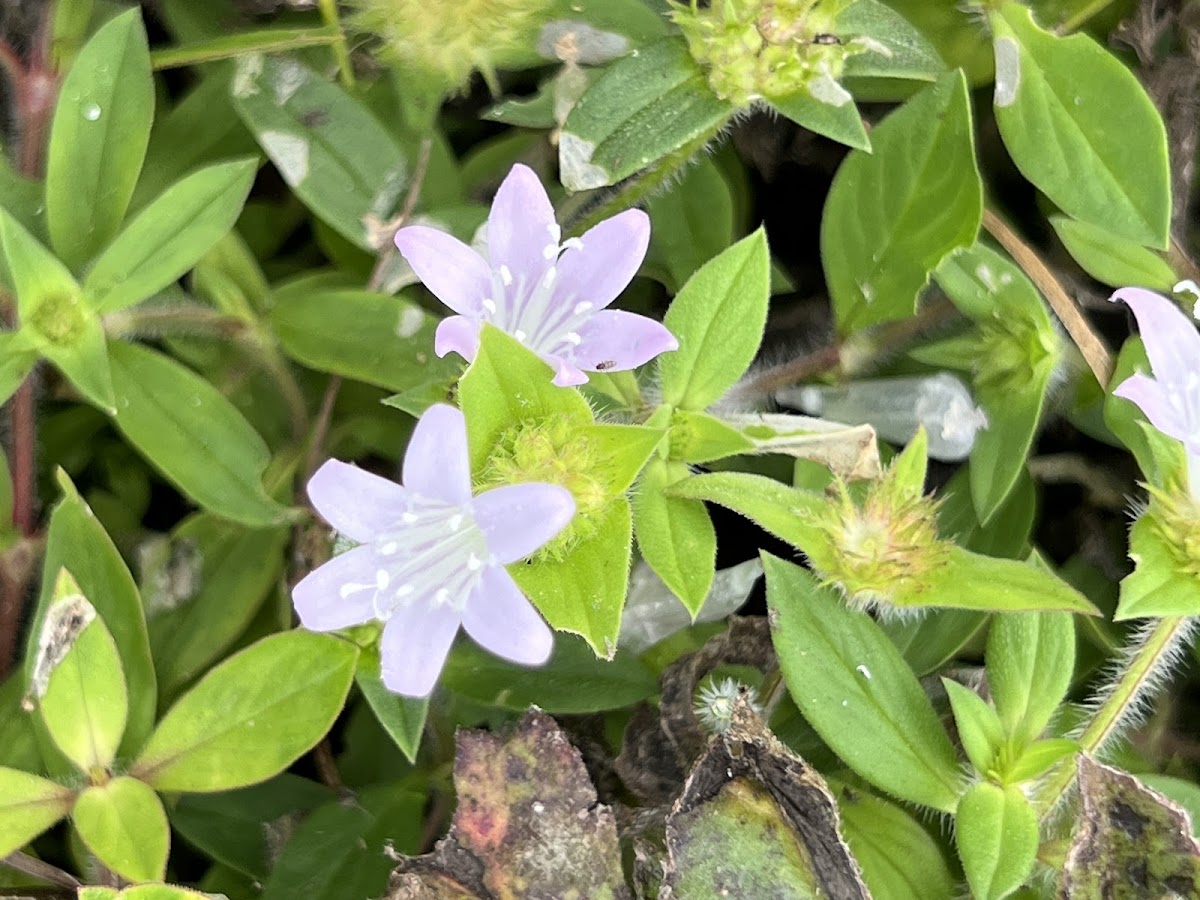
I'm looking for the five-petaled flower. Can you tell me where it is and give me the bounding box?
[394,163,679,387]
[1110,287,1200,497]
[292,404,575,697]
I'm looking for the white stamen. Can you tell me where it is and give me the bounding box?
[402,512,418,524]
[379,541,399,555]
[513,330,527,343]
[467,553,482,571]
[573,301,593,315]
[542,267,558,288]
[434,588,450,606]
[499,265,513,286]
[375,569,391,589]
[546,222,561,243]
[565,331,582,345]
[561,237,584,252]
[543,242,559,260]
[482,298,497,314]
[447,513,464,531]
[395,584,414,598]
[339,581,372,599]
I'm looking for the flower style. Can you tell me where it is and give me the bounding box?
[394,164,678,387]
[1110,287,1200,495]
[292,404,575,697]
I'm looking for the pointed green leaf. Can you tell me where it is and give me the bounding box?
[667,471,827,551]
[151,26,341,70]
[920,547,1099,615]
[355,645,428,765]
[1050,216,1177,291]
[34,571,128,773]
[84,159,258,314]
[26,472,155,761]
[0,331,37,406]
[0,767,73,857]
[73,776,169,883]
[131,631,357,792]
[658,229,771,411]
[668,409,755,464]
[643,156,736,293]
[769,91,871,151]
[942,679,1002,775]
[1005,738,1079,784]
[991,3,1170,248]
[559,37,734,191]
[839,0,946,83]
[822,70,981,333]
[231,54,407,249]
[107,341,290,526]
[987,611,1075,744]
[955,781,1038,900]
[763,555,964,812]
[1115,513,1200,619]
[0,208,79,320]
[46,9,154,269]
[632,457,716,616]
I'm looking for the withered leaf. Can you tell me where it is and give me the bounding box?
[661,696,870,899]
[387,709,631,900]
[1061,755,1200,899]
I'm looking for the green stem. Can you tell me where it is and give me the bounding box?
[1035,616,1194,821]
[562,118,730,238]
[1059,0,1117,34]
[317,0,354,88]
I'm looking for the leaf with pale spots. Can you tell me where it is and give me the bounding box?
[389,709,630,899]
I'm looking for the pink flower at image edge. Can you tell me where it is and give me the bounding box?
[292,404,575,697]
[393,163,678,387]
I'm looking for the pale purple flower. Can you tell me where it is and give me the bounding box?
[292,404,575,697]
[1110,287,1200,495]
[393,163,678,387]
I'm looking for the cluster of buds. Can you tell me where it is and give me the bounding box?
[670,0,868,108]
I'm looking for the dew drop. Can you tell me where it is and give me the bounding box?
[83,104,101,121]
[856,664,872,680]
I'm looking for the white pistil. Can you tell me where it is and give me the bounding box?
[499,265,513,286]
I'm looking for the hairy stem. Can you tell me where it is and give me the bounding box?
[1059,0,1118,34]
[982,208,1114,386]
[2,850,80,889]
[1035,616,1195,821]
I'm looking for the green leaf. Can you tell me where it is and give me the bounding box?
[0,767,74,857]
[667,471,828,552]
[990,3,1171,248]
[632,457,716,616]
[768,91,871,151]
[919,547,1099,615]
[151,26,341,70]
[0,207,79,317]
[839,0,947,83]
[1050,215,1177,291]
[932,243,1060,522]
[269,283,459,394]
[658,228,771,410]
[512,498,632,656]
[987,611,1075,745]
[882,609,988,676]
[837,785,956,900]
[231,54,408,250]
[559,37,735,190]
[942,679,1002,775]
[107,341,290,527]
[259,781,424,900]
[26,472,156,760]
[441,633,657,713]
[955,781,1038,900]
[459,325,593,472]
[82,887,216,900]
[643,156,736,293]
[0,673,40,771]
[580,423,664,495]
[34,571,128,773]
[131,631,357,793]
[668,409,756,464]
[147,515,289,699]
[355,645,428,765]
[1005,738,1079,784]
[821,70,982,333]
[45,9,154,270]
[936,464,1036,561]
[763,555,964,812]
[1114,512,1200,619]
[84,159,258,314]
[73,776,169,883]
[0,332,37,407]
[169,775,331,880]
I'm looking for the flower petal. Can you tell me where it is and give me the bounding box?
[555,208,650,310]
[487,164,558,283]
[379,600,462,697]
[549,355,589,387]
[572,309,679,374]
[472,483,575,563]
[394,225,492,316]
[402,403,472,504]
[292,545,382,631]
[462,565,553,666]
[1114,372,1191,444]
[307,459,408,542]
[434,315,481,361]
[1112,288,1200,396]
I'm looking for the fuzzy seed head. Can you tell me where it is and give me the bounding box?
[1145,481,1200,579]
